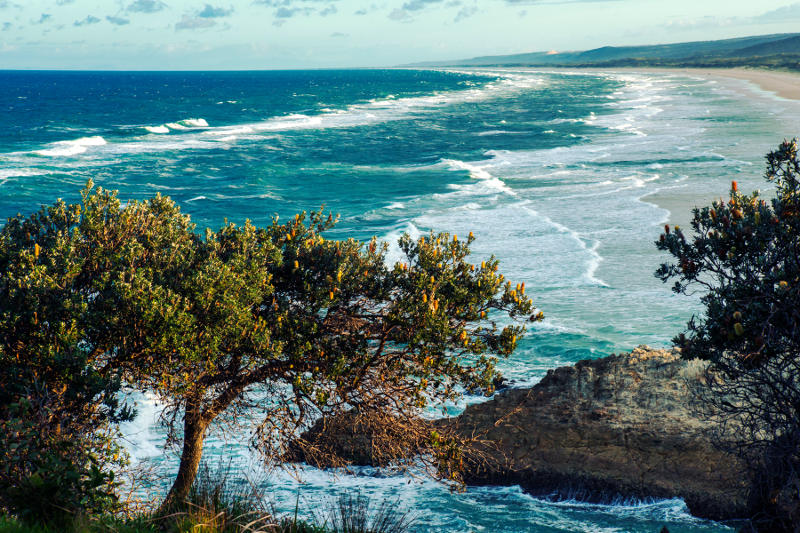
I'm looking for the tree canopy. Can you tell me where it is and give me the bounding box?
[656,140,800,530]
[0,181,541,511]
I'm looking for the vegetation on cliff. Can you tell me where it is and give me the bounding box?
[407,33,800,72]
[0,182,538,527]
[657,139,800,530]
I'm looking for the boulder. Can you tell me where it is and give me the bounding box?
[449,346,748,521]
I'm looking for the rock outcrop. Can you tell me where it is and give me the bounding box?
[449,346,748,521]
[292,346,750,521]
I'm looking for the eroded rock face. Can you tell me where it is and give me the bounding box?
[291,346,749,521]
[449,346,748,521]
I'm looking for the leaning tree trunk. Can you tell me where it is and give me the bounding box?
[159,405,209,513]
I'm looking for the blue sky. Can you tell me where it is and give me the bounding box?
[1,0,799,69]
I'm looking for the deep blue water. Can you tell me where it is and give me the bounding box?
[3,68,799,532]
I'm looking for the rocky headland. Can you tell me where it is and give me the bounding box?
[448,346,747,521]
[293,346,749,522]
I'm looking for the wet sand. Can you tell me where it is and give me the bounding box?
[621,68,799,225]
[627,67,800,101]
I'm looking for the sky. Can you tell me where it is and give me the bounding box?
[0,0,799,69]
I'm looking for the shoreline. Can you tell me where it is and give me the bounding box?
[605,67,800,102]
[493,66,800,102]
[607,67,800,226]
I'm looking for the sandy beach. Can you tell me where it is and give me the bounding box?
[622,67,800,101]
[616,67,800,226]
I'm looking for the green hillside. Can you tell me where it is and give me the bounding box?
[406,33,800,71]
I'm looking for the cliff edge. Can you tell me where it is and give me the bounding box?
[449,346,748,521]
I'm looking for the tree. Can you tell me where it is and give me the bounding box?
[656,139,800,530]
[0,182,541,511]
[0,182,150,523]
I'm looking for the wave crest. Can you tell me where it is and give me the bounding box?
[34,136,107,157]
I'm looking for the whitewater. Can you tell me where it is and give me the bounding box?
[2,67,799,532]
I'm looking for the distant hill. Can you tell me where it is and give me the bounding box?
[405,33,800,71]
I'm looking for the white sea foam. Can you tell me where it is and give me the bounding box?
[518,202,608,287]
[549,112,596,125]
[118,391,163,461]
[239,72,546,135]
[440,158,515,195]
[0,168,48,186]
[177,118,209,128]
[34,136,107,157]
[0,168,47,179]
[144,125,170,134]
[255,113,324,132]
[7,72,553,163]
[203,125,254,136]
[381,221,422,266]
[163,118,209,131]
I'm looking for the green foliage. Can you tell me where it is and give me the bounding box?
[0,395,127,527]
[656,139,800,530]
[0,514,157,533]
[566,54,800,72]
[0,180,185,424]
[656,141,800,364]
[0,181,192,524]
[0,182,540,509]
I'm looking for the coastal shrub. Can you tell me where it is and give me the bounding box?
[656,139,800,530]
[154,462,277,533]
[0,182,540,512]
[0,397,125,527]
[150,465,406,533]
[0,182,159,525]
[322,493,416,533]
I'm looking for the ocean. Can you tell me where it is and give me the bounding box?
[2,68,799,532]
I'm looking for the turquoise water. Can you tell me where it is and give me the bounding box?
[2,68,799,531]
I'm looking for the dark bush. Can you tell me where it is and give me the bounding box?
[656,139,800,530]
[0,393,125,527]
